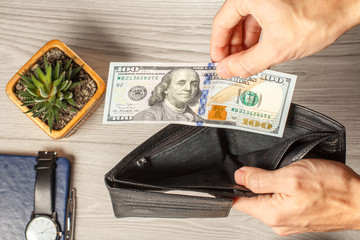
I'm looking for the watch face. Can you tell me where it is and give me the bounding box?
[25,216,59,240]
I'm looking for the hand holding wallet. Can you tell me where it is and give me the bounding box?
[105,103,345,218]
[232,158,360,235]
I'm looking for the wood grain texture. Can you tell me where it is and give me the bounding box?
[1,0,360,239]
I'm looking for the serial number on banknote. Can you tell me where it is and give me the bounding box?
[103,63,297,137]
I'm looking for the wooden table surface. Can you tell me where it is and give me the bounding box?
[1,0,360,239]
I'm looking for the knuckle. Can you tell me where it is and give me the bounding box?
[283,166,306,192]
[262,37,295,64]
[272,228,290,236]
[264,214,284,228]
[243,170,259,191]
[268,44,290,63]
[228,59,254,78]
[212,12,221,25]
[262,208,299,229]
[288,174,304,193]
[243,169,268,193]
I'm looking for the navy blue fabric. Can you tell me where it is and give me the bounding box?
[0,154,70,240]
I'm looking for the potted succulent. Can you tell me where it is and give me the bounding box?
[6,39,106,139]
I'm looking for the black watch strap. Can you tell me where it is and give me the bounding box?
[33,151,57,216]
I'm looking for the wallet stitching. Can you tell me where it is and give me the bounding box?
[292,113,345,153]
[143,127,204,157]
[141,125,197,155]
[294,111,345,158]
[293,114,332,132]
[295,104,345,131]
[148,127,211,158]
[107,126,194,182]
[117,126,203,176]
[123,127,185,170]
[111,186,233,206]
[272,132,333,169]
[292,135,333,162]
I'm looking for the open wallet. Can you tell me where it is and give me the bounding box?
[105,103,346,218]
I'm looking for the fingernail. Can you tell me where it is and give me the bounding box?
[234,169,245,185]
[216,65,232,79]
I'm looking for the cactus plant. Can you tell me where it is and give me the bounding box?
[18,56,84,132]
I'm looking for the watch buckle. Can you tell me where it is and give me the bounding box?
[35,151,57,170]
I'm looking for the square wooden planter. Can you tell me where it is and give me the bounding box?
[6,39,106,139]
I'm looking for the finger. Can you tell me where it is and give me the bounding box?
[216,39,283,78]
[242,15,261,50]
[234,167,289,194]
[229,22,244,55]
[234,194,300,231]
[232,194,278,223]
[272,227,308,236]
[210,0,247,62]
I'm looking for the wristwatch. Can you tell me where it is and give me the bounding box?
[25,151,62,240]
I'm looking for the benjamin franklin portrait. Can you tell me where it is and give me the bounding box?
[133,68,203,122]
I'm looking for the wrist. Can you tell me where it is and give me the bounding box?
[352,174,360,230]
[342,0,360,30]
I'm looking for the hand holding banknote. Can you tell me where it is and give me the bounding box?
[210,0,360,235]
[210,0,360,79]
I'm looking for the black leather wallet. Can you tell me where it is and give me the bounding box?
[105,103,346,218]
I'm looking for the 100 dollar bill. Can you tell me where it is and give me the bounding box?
[103,63,297,137]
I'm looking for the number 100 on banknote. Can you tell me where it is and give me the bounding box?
[103,63,297,137]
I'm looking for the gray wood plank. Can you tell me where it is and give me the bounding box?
[1,0,360,239]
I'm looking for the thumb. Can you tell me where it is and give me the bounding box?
[235,167,283,194]
[216,40,284,79]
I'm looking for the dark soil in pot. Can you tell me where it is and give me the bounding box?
[15,48,97,130]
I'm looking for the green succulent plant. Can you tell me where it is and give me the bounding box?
[18,55,84,132]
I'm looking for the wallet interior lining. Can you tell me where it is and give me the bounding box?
[117,125,336,195]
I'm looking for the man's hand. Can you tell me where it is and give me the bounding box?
[233,159,360,236]
[210,0,360,78]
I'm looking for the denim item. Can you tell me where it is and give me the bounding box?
[0,154,70,239]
